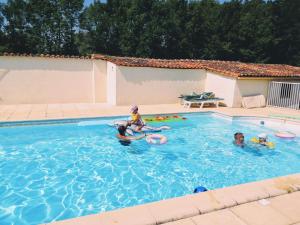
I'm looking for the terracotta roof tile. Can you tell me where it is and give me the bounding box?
[2,52,300,78]
[93,54,300,78]
[0,52,91,59]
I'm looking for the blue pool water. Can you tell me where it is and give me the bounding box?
[0,113,300,225]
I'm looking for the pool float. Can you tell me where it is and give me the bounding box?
[143,115,187,123]
[250,137,275,149]
[193,186,208,193]
[109,120,134,135]
[275,131,296,139]
[146,134,167,145]
[130,125,170,133]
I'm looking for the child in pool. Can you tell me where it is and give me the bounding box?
[234,132,245,147]
[129,105,145,131]
[258,133,268,146]
[116,123,146,143]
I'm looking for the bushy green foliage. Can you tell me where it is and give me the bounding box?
[0,0,300,66]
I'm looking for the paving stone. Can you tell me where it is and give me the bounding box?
[147,195,199,224]
[48,213,104,225]
[188,191,225,214]
[231,200,293,225]
[48,205,156,225]
[99,204,156,225]
[163,218,196,225]
[269,192,300,223]
[191,209,247,225]
[221,182,270,204]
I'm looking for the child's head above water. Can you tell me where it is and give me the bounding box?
[258,133,267,142]
[118,125,127,136]
[234,132,244,144]
[130,105,138,114]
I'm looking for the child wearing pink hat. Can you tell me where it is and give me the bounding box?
[129,105,145,131]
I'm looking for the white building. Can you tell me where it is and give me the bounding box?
[1,53,300,108]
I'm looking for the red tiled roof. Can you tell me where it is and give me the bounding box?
[0,52,91,59]
[92,54,300,78]
[2,52,300,78]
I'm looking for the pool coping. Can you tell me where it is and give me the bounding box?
[1,111,300,127]
[46,173,300,225]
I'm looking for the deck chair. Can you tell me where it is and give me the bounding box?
[183,97,224,108]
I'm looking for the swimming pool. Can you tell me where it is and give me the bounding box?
[0,112,299,225]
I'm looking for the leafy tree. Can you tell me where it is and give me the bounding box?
[237,0,275,63]
[77,1,111,54]
[2,0,31,53]
[157,0,189,58]
[217,0,243,61]
[0,3,7,52]
[27,0,83,54]
[271,0,300,66]
[186,0,221,59]
[0,0,300,65]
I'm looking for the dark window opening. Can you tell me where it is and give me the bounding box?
[280,83,292,98]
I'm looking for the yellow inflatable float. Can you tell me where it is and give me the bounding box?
[250,137,275,149]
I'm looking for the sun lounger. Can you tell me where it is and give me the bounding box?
[179,92,215,104]
[183,98,224,108]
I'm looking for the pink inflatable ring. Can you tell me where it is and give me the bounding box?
[275,131,296,139]
[146,134,167,145]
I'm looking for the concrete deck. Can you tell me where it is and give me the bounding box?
[1,103,300,122]
[46,173,300,225]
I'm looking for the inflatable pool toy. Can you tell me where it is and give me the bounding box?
[275,131,296,139]
[130,125,170,133]
[143,115,187,123]
[146,134,167,145]
[250,137,275,149]
[111,121,170,134]
[193,186,208,193]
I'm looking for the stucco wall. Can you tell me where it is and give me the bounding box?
[0,57,107,104]
[115,66,206,105]
[106,62,117,105]
[234,79,270,107]
[93,60,107,102]
[205,72,237,107]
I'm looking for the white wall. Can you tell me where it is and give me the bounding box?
[93,60,107,102]
[0,57,107,104]
[205,72,237,107]
[115,66,206,105]
[106,62,117,105]
[234,79,270,107]
[205,72,270,107]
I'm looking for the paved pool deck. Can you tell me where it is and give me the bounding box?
[1,103,300,122]
[1,103,300,225]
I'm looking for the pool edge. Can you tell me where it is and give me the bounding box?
[45,173,300,225]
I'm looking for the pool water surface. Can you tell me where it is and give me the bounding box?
[0,113,299,225]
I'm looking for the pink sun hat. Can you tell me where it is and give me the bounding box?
[130,105,138,113]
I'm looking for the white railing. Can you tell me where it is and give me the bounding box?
[267,81,300,110]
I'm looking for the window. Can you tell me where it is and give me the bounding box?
[280,83,292,98]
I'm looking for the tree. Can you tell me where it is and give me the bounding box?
[27,0,83,54]
[0,3,7,52]
[237,0,275,63]
[77,1,111,55]
[271,0,300,66]
[2,0,31,53]
[186,0,221,59]
[217,0,243,61]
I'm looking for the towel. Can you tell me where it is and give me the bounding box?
[242,94,266,109]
